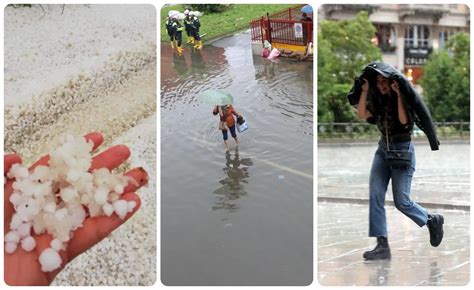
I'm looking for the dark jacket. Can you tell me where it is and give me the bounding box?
[165,18,174,36]
[190,17,200,32]
[184,16,191,33]
[347,62,440,151]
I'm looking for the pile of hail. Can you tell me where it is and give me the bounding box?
[4,135,138,272]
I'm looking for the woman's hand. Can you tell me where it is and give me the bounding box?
[391,80,401,97]
[4,132,148,286]
[361,78,369,92]
[357,79,372,120]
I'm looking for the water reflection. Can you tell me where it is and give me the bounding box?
[252,55,313,82]
[171,52,189,77]
[362,259,443,286]
[365,260,391,286]
[190,48,205,71]
[212,148,253,213]
[428,261,443,285]
[254,58,277,80]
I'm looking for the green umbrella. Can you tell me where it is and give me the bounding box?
[200,89,234,106]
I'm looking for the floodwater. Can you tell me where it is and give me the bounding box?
[161,31,313,286]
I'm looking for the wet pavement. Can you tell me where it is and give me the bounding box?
[319,141,470,208]
[318,141,470,286]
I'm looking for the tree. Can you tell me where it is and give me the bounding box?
[318,11,382,123]
[420,32,470,122]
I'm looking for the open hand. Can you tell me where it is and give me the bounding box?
[391,80,401,96]
[4,132,148,286]
[362,78,369,92]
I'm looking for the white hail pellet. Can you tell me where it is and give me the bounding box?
[109,192,120,202]
[103,203,114,217]
[43,202,56,213]
[127,201,137,213]
[10,214,23,230]
[20,236,36,252]
[54,208,68,220]
[5,242,17,254]
[94,187,108,205]
[5,231,21,243]
[114,184,124,194]
[7,164,29,180]
[70,206,86,230]
[39,248,62,272]
[60,187,78,203]
[113,200,128,220]
[9,192,21,205]
[67,169,82,182]
[17,222,31,237]
[33,222,46,235]
[50,239,63,252]
[31,165,51,181]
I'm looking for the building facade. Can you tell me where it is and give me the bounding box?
[319,4,469,83]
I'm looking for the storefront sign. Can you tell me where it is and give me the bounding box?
[404,46,432,66]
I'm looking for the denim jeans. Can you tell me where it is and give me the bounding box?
[369,139,429,237]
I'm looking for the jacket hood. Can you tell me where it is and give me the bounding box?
[362,62,404,82]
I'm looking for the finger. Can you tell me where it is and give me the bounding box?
[123,167,149,193]
[66,192,141,261]
[4,154,22,232]
[4,154,22,176]
[4,183,15,232]
[90,145,130,171]
[29,132,104,170]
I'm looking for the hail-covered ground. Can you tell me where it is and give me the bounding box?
[4,4,156,285]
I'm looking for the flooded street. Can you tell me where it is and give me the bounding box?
[161,31,313,285]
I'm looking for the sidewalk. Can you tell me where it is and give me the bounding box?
[317,203,469,286]
[317,142,470,286]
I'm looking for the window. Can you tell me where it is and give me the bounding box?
[439,29,456,48]
[405,25,430,47]
[375,24,397,52]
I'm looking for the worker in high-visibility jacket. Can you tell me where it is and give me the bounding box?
[171,15,185,55]
[184,10,194,45]
[165,16,176,49]
[189,12,202,50]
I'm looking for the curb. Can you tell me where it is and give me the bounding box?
[318,196,470,211]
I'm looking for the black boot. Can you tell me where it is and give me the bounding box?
[363,236,391,260]
[427,214,444,247]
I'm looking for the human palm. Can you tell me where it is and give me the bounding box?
[4,132,148,286]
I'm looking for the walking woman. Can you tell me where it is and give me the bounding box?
[213,104,242,151]
[348,62,444,260]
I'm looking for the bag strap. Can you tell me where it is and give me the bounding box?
[385,111,390,151]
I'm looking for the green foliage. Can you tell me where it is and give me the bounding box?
[190,4,230,14]
[420,32,470,122]
[318,11,382,122]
